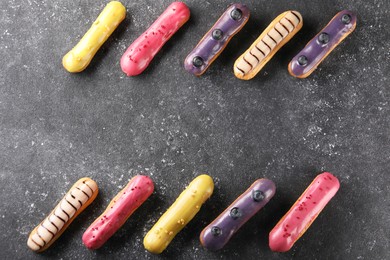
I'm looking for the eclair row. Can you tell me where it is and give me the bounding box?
[28,172,340,254]
[63,2,356,79]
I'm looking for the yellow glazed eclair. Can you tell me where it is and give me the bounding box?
[143,174,214,254]
[27,177,98,252]
[234,11,303,80]
[62,1,126,72]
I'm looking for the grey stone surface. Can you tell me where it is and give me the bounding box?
[0,0,389,259]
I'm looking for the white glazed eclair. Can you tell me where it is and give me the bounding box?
[27,177,98,252]
[234,11,303,80]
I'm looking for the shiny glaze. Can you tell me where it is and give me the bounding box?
[184,4,250,76]
[27,178,98,252]
[120,2,190,76]
[143,174,214,254]
[234,11,303,80]
[63,1,126,72]
[200,179,275,251]
[82,175,154,249]
[269,172,340,252]
[288,10,357,78]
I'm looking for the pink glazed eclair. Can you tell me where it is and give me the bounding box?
[120,2,190,76]
[82,175,154,249]
[269,172,340,252]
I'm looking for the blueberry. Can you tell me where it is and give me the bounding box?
[341,14,351,24]
[252,190,265,202]
[297,55,308,66]
[230,207,242,219]
[318,32,330,45]
[212,29,223,40]
[230,8,242,21]
[192,56,204,68]
[211,226,222,236]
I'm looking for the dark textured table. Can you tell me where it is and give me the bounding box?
[1,0,389,259]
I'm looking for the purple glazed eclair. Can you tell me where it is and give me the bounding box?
[200,179,276,251]
[289,10,357,78]
[184,4,250,76]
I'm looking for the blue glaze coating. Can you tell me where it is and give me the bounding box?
[184,4,250,76]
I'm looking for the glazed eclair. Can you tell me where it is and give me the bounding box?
[269,172,340,252]
[121,2,190,76]
[288,10,357,78]
[143,174,214,254]
[200,179,276,251]
[184,4,250,76]
[82,175,154,249]
[27,178,98,252]
[62,1,126,73]
[234,10,303,80]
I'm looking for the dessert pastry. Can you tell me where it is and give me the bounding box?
[143,174,214,254]
[62,1,126,72]
[27,177,98,252]
[184,4,250,76]
[234,11,303,80]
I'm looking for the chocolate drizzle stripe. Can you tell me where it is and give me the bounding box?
[261,39,272,51]
[267,33,278,45]
[65,198,78,211]
[255,45,266,57]
[76,186,90,199]
[70,191,83,207]
[36,233,47,246]
[290,11,301,23]
[274,27,284,38]
[279,22,291,33]
[41,223,55,236]
[31,237,42,249]
[236,66,246,75]
[59,203,70,219]
[48,215,59,232]
[242,56,254,69]
[284,17,296,28]
[53,212,66,223]
[249,50,260,63]
[82,181,94,194]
